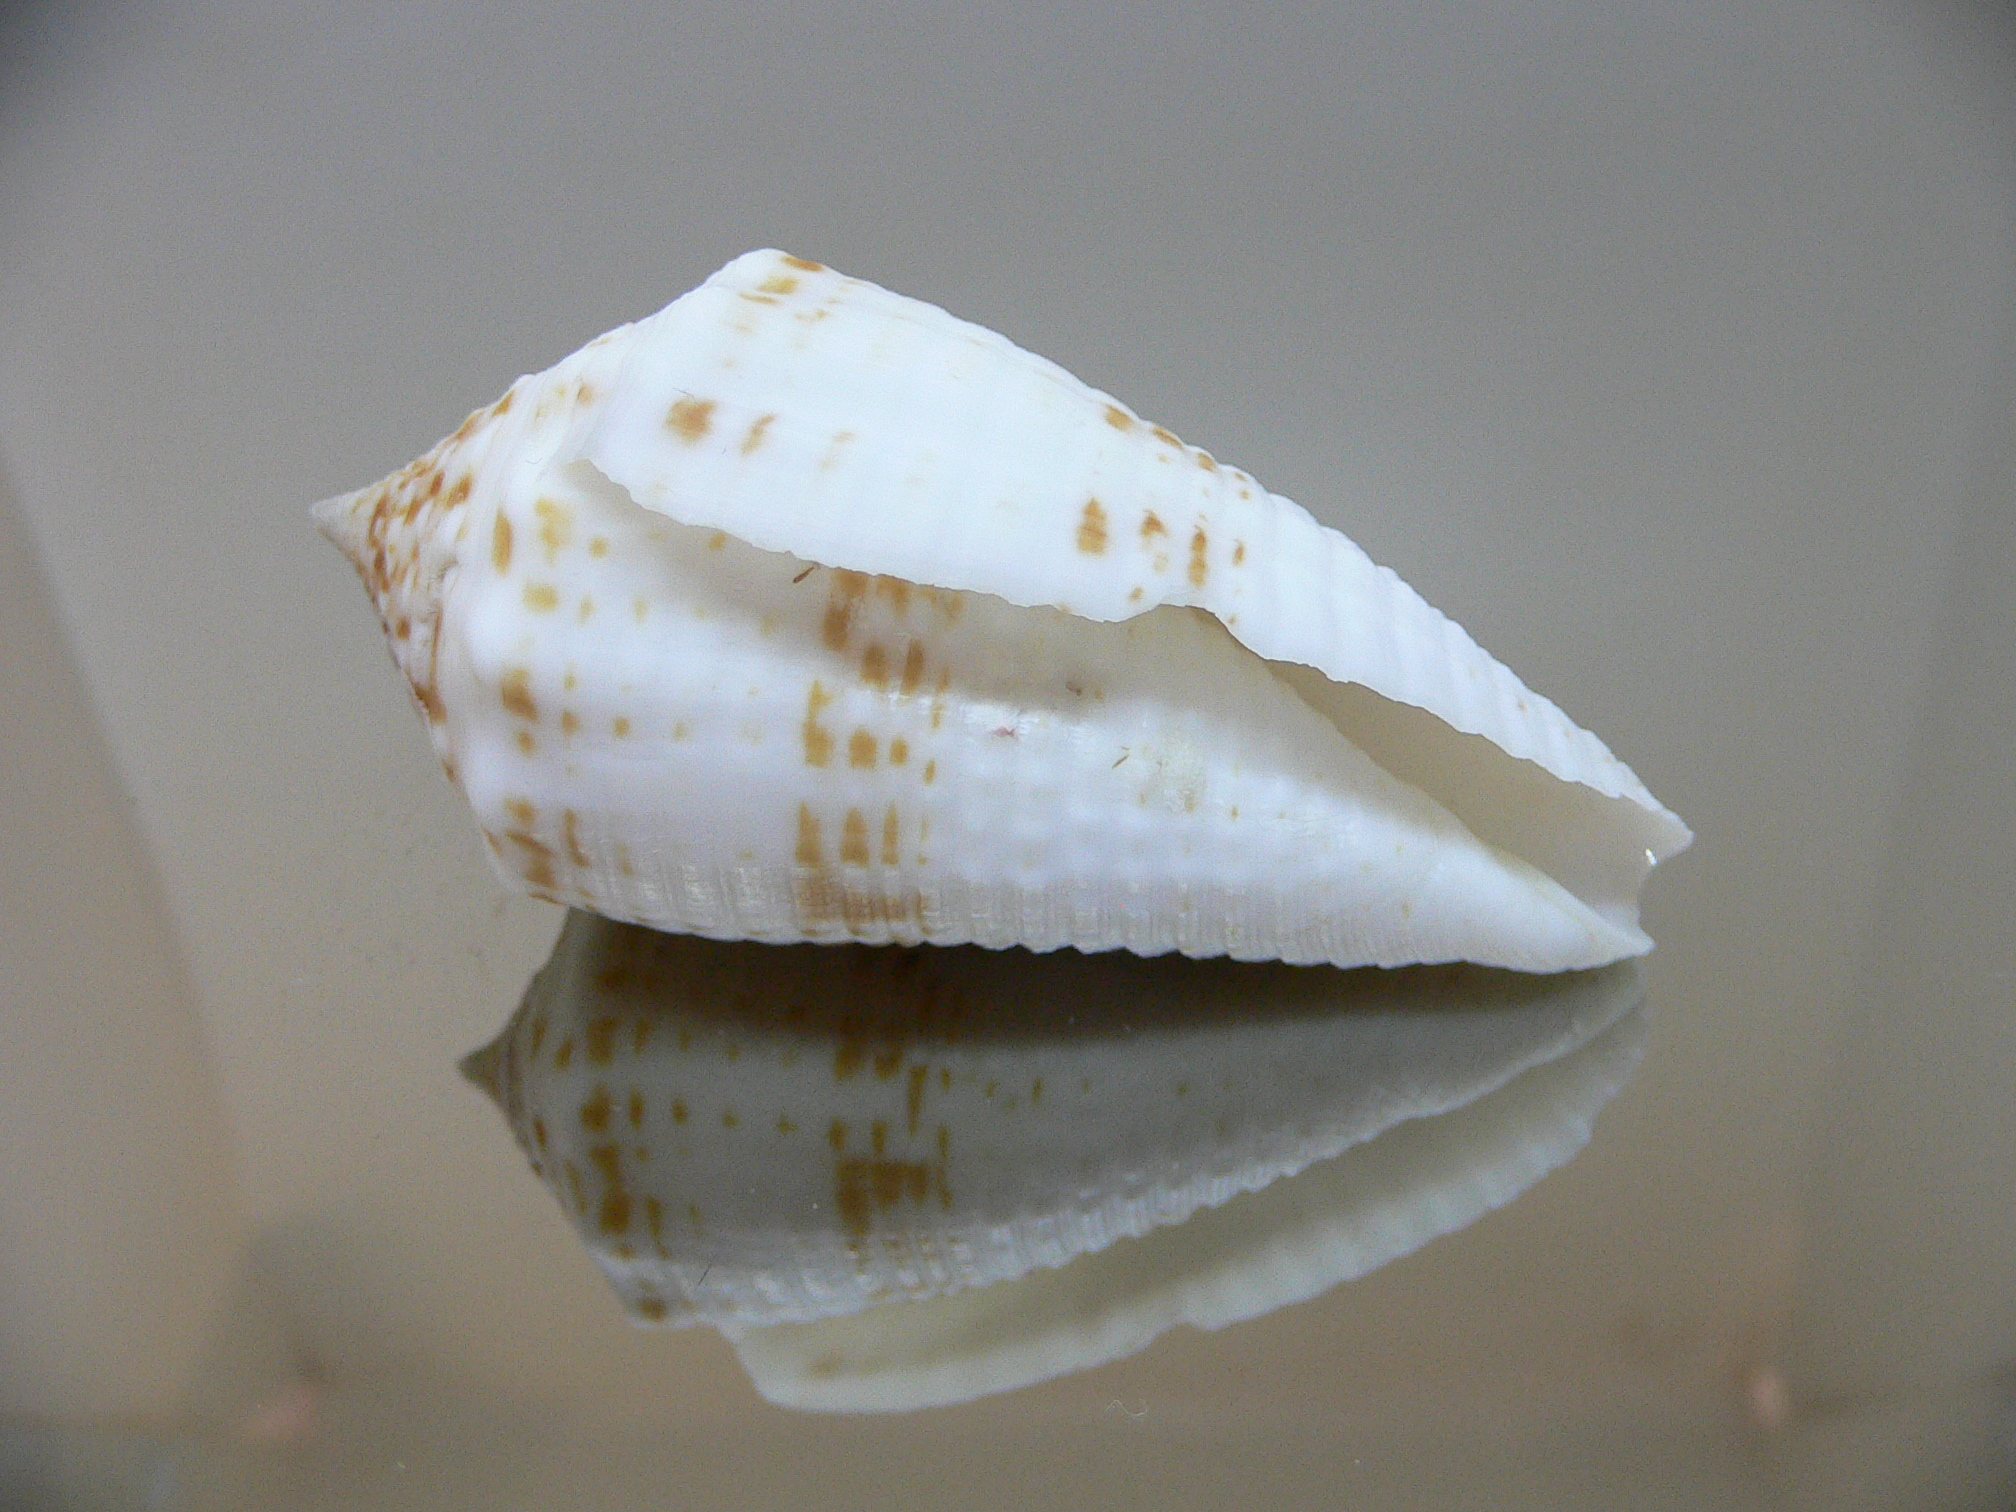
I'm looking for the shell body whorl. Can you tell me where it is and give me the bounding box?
[317,251,1688,969]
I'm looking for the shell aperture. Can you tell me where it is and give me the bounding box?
[316,250,1688,969]
[462,911,1647,1407]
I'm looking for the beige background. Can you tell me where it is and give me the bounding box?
[1,0,2012,1505]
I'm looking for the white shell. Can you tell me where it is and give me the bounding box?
[318,250,1688,969]
[462,911,1645,1346]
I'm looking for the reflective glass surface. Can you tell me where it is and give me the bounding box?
[2,3,2012,1506]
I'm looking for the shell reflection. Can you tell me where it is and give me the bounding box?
[465,912,1645,1408]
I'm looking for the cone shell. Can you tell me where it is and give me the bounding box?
[318,250,1688,969]
[461,910,1645,1334]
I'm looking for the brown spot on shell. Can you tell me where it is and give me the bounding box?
[860,643,888,688]
[758,274,799,295]
[823,571,867,650]
[665,397,716,442]
[581,1086,612,1131]
[1104,405,1134,431]
[840,809,870,866]
[534,497,571,559]
[888,736,909,766]
[500,668,538,722]
[740,413,776,455]
[1150,425,1181,448]
[802,681,834,766]
[1188,526,1209,587]
[1140,511,1167,542]
[900,640,926,696]
[1232,541,1246,565]
[782,254,824,272]
[612,716,631,738]
[848,729,877,768]
[491,512,514,572]
[523,583,559,612]
[881,804,900,866]
[1077,498,1109,554]
[564,809,590,867]
[796,804,823,866]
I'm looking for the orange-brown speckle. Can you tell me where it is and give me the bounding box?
[840,809,869,866]
[803,681,834,766]
[922,760,936,784]
[860,643,888,688]
[722,1108,739,1128]
[888,736,909,766]
[1077,498,1109,555]
[446,473,474,507]
[515,730,538,757]
[758,274,799,295]
[665,397,716,442]
[899,640,926,696]
[554,1037,575,1070]
[589,536,609,557]
[505,797,537,827]
[1140,511,1167,542]
[796,803,823,866]
[612,716,631,738]
[564,810,590,868]
[1188,526,1209,587]
[560,709,580,736]
[1232,541,1246,565]
[777,1115,797,1135]
[782,254,824,272]
[628,1089,645,1128]
[707,531,728,551]
[1104,405,1134,431]
[491,512,514,572]
[740,413,776,455]
[881,804,899,866]
[671,1098,688,1124]
[523,582,559,612]
[534,497,571,559]
[581,1085,612,1131]
[848,729,877,768]
[1196,451,1218,471]
[635,1296,668,1322]
[598,1191,631,1236]
[500,668,538,721]
[823,571,867,650]
[1150,425,1181,448]
[532,1115,548,1151]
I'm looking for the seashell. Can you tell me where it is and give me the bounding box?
[461,909,1645,1354]
[731,1000,1646,1412]
[317,250,1688,970]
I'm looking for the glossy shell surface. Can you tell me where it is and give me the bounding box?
[317,251,1688,969]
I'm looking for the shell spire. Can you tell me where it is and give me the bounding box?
[314,251,1688,971]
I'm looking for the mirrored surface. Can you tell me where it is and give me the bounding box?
[2,1,2013,1506]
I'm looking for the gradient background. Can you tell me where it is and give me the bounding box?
[1,1,2012,1505]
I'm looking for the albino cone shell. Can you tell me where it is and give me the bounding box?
[461,910,1645,1336]
[731,1003,1646,1412]
[318,250,1688,969]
